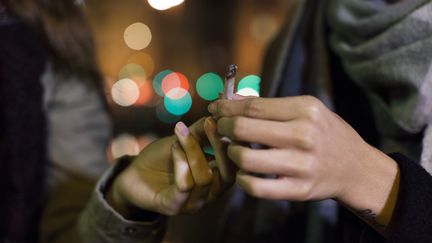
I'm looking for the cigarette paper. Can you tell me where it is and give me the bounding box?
[224,64,237,100]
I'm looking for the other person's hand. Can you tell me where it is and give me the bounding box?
[109,117,234,217]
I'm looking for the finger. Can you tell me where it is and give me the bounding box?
[227,145,312,176]
[236,172,309,201]
[175,121,213,186]
[187,117,207,145]
[156,185,190,216]
[204,117,236,184]
[172,142,194,191]
[207,167,222,202]
[208,95,323,121]
[217,117,315,150]
[180,184,211,213]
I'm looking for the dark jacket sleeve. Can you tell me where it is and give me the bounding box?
[360,153,432,243]
[385,153,432,243]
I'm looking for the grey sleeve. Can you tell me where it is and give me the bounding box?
[78,158,166,243]
[39,67,165,243]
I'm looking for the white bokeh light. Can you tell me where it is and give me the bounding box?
[124,22,152,50]
[111,78,140,107]
[111,134,140,159]
[236,88,260,97]
[147,0,184,11]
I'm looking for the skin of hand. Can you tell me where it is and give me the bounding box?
[208,95,399,231]
[107,117,234,217]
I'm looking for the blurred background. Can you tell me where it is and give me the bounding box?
[84,0,292,161]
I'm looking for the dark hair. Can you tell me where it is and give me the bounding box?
[3,0,104,89]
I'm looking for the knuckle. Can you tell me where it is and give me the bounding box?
[244,98,260,117]
[297,182,314,201]
[301,96,323,122]
[196,172,213,187]
[294,125,316,150]
[246,180,264,198]
[164,206,180,216]
[232,117,248,140]
[216,101,228,116]
[237,148,253,171]
[181,180,194,191]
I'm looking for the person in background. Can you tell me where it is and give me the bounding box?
[0,0,233,242]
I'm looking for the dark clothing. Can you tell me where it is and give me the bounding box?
[0,11,48,242]
[339,153,432,243]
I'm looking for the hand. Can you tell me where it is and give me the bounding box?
[208,95,398,228]
[108,117,234,217]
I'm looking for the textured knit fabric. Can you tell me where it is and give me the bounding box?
[327,0,432,171]
[0,12,48,242]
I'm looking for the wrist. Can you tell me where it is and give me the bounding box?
[106,167,135,218]
[107,166,161,221]
[337,145,399,231]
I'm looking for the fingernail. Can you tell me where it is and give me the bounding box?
[232,93,244,100]
[208,103,216,113]
[175,122,189,136]
[220,137,232,143]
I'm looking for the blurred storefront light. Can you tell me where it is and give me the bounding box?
[196,72,224,101]
[111,134,140,159]
[147,0,184,11]
[118,63,147,80]
[238,74,261,94]
[161,72,190,98]
[164,91,192,116]
[124,22,152,50]
[111,78,140,107]
[236,87,260,97]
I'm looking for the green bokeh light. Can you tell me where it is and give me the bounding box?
[238,75,261,94]
[164,91,192,116]
[153,70,173,97]
[156,102,181,124]
[118,63,146,80]
[203,145,215,156]
[196,72,224,101]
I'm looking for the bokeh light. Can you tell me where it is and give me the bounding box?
[147,0,184,11]
[153,70,173,96]
[238,75,261,93]
[111,134,140,159]
[236,87,260,97]
[127,52,155,78]
[134,79,154,106]
[166,87,188,100]
[164,91,192,116]
[196,72,224,101]
[111,78,140,107]
[203,145,215,156]
[162,72,190,97]
[156,102,182,124]
[124,22,152,50]
[118,63,146,80]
